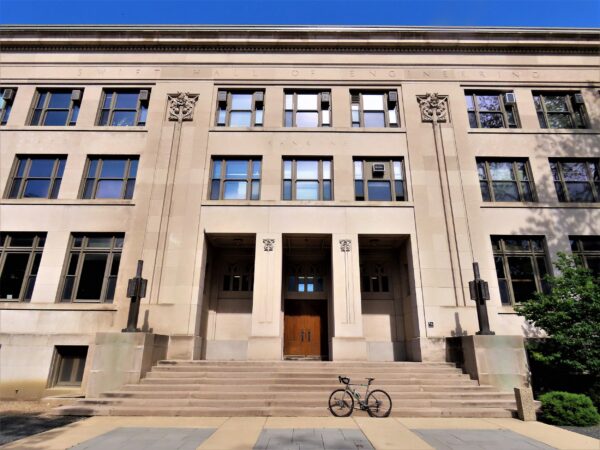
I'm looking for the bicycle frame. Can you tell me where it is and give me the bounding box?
[343,381,372,410]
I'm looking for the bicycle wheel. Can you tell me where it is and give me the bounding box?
[328,389,354,417]
[366,389,392,418]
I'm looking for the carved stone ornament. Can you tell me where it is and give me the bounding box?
[263,239,275,252]
[339,239,352,252]
[167,92,199,122]
[417,93,449,123]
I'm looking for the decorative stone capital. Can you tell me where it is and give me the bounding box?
[263,239,275,252]
[417,93,449,123]
[167,92,199,122]
[339,239,352,252]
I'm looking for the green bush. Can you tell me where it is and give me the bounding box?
[539,391,600,426]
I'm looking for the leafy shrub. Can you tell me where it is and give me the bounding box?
[539,391,600,426]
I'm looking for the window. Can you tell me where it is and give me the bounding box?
[284,91,331,127]
[81,156,138,200]
[477,159,535,202]
[6,156,66,199]
[492,236,550,305]
[287,263,325,294]
[210,158,261,200]
[0,233,45,301]
[351,91,399,128]
[533,92,588,129]
[60,234,123,303]
[1,88,16,125]
[222,262,254,292]
[282,158,332,201]
[550,159,599,203]
[216,90,264,127]
[570,236,600,278]
[49,346,88,387]
[98,89,149,126]
[354,159,406,201]
[465,91,519,128]
[360,263,390,293]
[29,89,82,126]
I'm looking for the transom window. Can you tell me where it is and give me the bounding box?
[354,159,406,201]
[0,233,45,302]
[477,159,535,202]
[222,262,254,292]
[533,92,588,129]
[216,90,264,127]
[60,234,123,303]
[287,264,325,294]
[570,236,600,278]
[284,91,331,127]
[98,89,149,126]
[49,346,88,387]
[210,158,261,200]
[351,91,399,128]
[550,159,599,203]
[81,156,138,200]
[30,89,82,126]
[492,236,550,305]
[1,88,16,125]
[282,159,332,201]
[465,91,519,128]
[6,156,66,199]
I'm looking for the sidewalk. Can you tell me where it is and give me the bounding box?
[2,416,598,450]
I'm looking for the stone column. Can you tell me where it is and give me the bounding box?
[247,233,283,360]
[331,234,367,360]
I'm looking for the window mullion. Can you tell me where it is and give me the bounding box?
[473,95,482,128]
[100,252,113,303]
[18,250,36,301]
[485,162,495,202]
[70,248,85,302]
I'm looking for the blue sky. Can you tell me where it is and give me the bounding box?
[0,0,599,27]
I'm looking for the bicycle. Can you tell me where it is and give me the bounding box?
[328,375,392,418]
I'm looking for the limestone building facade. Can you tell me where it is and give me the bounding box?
[0,26,599,399]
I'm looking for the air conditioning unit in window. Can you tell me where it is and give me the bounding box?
[372,163,385,176]
[254,91,264,103]
[139,90,150,101]
[503,93,516,105]
[321,92,330,105]
[387,91,398,104]
[574,93,585,104]
[217,90,227,104]
[71,89,82,101]
[2,89,15,101]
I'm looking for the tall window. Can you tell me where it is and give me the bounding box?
[1,88,16,125]
[477,159,535,202]
[354,159,406,201]
[570,236,600,278]
[222,262,254,292]
[0,233,45,301]
[550,159,599,203]
[216,90,264,127]
[81,157,138,200]
[6,156,66,199]
[60,234,123,303]
[282,159,332,201]
[30,89,82,126]
[284,91,331,127]
[351,91,399,128]
[98,89,149,126]
[210,158,261,200]
[465,91,519,128]
[533,92,588,129]
[492,236,549,305]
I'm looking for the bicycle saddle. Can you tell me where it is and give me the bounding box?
[366,377,375,383]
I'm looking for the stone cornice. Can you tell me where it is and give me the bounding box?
[0,25,599,54]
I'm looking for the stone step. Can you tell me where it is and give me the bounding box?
[139,377,479,386]
[157,360,456,367]
[146,370,466,378]
[151,365,463,374]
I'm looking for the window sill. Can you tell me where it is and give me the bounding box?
[209,126,406,133]
[468,128,599,135]
[0,302,117,311]
[202,200,414,207]
[1,126,148,132]
[480,202,600,209]
[0,199,135,206]
[498,306,518,315]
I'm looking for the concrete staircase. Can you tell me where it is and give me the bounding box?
[55,360,519,417]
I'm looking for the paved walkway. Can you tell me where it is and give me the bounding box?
[1,417,598,450]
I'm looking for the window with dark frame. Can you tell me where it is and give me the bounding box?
[282,158,332,201]
[570,236,600,279]
[1,88,16,125]
[210,158,261,200]
[60,234,123,303]
[222,262,254,292]
[0,233,45,302]
[465,91,519,128]
[533,92,588,129]
[354,159,406,201]
[81,156,138,200]
[491,236,550,306]
[284,90,331,127]
[98,89,149,126]
[6,156,66,199]
[287,263,325,294]
[360,263,391,293]
[216,90,264,127]
[48,346,88,387]
[351,91,399,128]
[550,159,600,203]
[30,89,82,126]
[477,159,535,202]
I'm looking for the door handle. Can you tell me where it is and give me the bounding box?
[300,330,304,342]
[307,330,311,342]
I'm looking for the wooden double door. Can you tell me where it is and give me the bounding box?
[283,300,328,359]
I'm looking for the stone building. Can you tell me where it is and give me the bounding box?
[0,26,599,400]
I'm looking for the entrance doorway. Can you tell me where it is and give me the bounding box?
[283,300,327,358]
